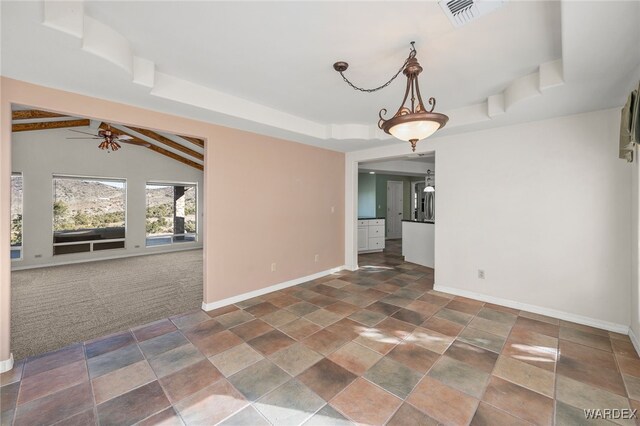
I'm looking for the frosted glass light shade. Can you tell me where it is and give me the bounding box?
[424,186,435,192]
[388,120,441,142]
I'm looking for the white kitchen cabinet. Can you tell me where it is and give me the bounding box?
[368,225,385,238]
[357,226,368,251]
[357,219,386,253]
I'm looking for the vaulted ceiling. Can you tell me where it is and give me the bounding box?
[1,1,639,152]
[11,107,204,170]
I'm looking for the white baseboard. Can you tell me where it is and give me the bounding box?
[434,284,630,334]
[11,246,203,271]
[629,328,640,357]
[0,353,14,373]
[202,265,346,311]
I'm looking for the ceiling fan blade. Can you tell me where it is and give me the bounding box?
[66,137,102,139]
[121,140,151,147]
[69,129,99,136]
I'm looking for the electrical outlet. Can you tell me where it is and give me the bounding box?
[478,269,485,279]
[331,206,335,213]
[271,263,276,272]
[314,254,319,262]
[134,245,140,248]
[35,254,42,258]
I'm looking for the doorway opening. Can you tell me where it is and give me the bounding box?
[9,104,206,360]
[352,152,436,271]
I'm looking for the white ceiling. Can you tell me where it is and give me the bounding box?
[1,1,639,152]
[84,1,561,122]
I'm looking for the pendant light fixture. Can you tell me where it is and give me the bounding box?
[334,42,449,152]
[424,170,435,192]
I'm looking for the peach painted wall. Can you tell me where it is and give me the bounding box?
[0,77,345,362]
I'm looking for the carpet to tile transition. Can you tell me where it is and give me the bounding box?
[11,249,203,360]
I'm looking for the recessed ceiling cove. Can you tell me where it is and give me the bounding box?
[1,1,638,152]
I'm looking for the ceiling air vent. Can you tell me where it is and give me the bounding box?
[439,0,507,28]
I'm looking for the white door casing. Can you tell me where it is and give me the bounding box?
[386,181,403,239]
[346,152,434,271]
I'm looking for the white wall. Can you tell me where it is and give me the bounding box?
[11,127,204,269]
[632,145,639,342]
[626,67,640,346]
[347,108,632,330]
[435,109,631,328]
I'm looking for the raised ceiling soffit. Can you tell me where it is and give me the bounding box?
[42,0,564,143]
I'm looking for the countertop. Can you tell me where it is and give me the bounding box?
[358,217,386,220]
[402,220,435,224]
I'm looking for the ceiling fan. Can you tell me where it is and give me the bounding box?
[67,124,150,152]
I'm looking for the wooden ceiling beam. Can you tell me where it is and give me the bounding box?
[12,109,69,120]
[107,125,204,171]
[147,145,204,171]
[127,126,204,161]
[178,135,205,148]
[12,119,90,132]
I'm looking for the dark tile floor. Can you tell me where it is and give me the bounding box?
[1,239,639,425]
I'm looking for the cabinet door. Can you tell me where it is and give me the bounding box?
[357,227,368,250]
[369,225,385,238]
[368,237,385,250]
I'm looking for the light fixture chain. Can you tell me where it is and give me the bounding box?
[338,60,407,93]
[337,43,417,93]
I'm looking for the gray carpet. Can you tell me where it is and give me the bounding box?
[11,249,203,360]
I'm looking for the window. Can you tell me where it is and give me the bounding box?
[53,176,126,255]
[11,173,23,260]
[146,183,197,246]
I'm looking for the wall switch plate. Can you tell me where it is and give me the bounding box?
[271,263,276,272]
[478,269,485,279]
[314,254,319,262]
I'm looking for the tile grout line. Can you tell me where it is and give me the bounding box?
[10,245,635,426]
[326,289,438,425]
[83,342,101,426]
[12,344,89,426]
[9,360,25,426]
[481,309,537,426]
[171,313,264,425]
[212,306,294,426]
[131,322,185,426]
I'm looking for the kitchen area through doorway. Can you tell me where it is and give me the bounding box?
[357,153,435,269]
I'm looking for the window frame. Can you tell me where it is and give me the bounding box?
[145,181,198,248]
[51,174,128,255]
[10,172,23,261]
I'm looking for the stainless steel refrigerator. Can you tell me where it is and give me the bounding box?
[424,191,435,221]
[414,182,435,222]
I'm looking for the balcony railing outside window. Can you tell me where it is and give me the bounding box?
[145,183,197,247]
[53,176,126,255]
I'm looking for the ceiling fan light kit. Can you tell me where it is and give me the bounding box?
[97,127,119,151]
[69,124,134,152]
[333,42,449,151]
